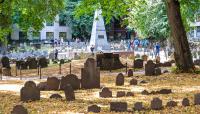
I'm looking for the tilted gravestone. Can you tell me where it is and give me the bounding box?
[81,58,100,89]
[128,69,133,77]
[99,87,112,98]
[38,57,48,68]
[47,77,60,90]
[155,68,162,76]
[134,59,143,69]
[151,97,162,110]
[20,81,40,102]
[64,84,75,101]
[11,105,28,114]
[88,105,101,113]
[116,73,124,86]
[145,60,156,76]
[110,102,127,112]
[60,74,80,90]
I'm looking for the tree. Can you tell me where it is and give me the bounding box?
[0,0,64,42]
[75,0,200,72]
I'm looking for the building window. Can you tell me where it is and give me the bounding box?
[19,31,27,41]
[33,32,40,40]
[59,32,67,41]
[59,15,66,26]
[46,32,54,40]
[197,26,200,37]
[46,21,54,26]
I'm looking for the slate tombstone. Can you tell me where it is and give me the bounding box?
[116,73,124,86]
[134,59,144,69]
[116,91,126,97]
[99,87,112,98]
[37,82,48,91]
[128,69,133,77]
[88,105,101,113]
[130,78,138,85]
[110,102,127,112]
[145,60,156,76]
[194,93,200,105]
[64,84,75,101]
[11,105,28,114]
[155,68,162,76]
[47,77,60,90]
[182,98,190,106]
[60,74,80,90]
[134,102,143,111]
[81,58,100,89]
[20,81,40,102]
[151,97,163,110]
[126,92,134,97]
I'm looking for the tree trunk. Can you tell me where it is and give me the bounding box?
[165,0,194,72]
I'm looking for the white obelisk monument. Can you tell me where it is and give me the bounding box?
[89,9,110,51]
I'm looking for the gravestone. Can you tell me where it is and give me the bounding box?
[128,69,133,77]
[145,60,156,76]
[81,58,100,89]
[37,82,48,91]
[130,78,138,85]
[38,57,48,68]
[1,56,10,68]
[99,87,112,98]
[162,62,172,67]
[60,74,80,90]
[116,91,126,97]
[47,77,60,90]
[166,101,177,107]
[155,68,162,76]
[50,94,62,99]
[158,89,172,94]
[141,90,149,95]
[134,59,143,69]
[126,92,134,97]
[134,102,143,111]
[27,57,37,69]
[151,97,162,110]
[20,81,40,102]
[110,102,127,112]
[64,84,75,101]
[11,105,28,114]
[182,98,190,106]
[2,67,11,76]
[116,73,124,86]
[194,93,200,105]
[88,105,101,113]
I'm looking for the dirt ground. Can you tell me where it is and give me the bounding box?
[1,59,200,114]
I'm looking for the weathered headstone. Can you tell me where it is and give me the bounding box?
[20,81,40,102]
[126,92,134,97]
[116,91,126,97]
[134,59,143,69]
[130,78,138,85]
[128,69,133,77]
[110,102,127,112]
[50,94,62,99]
[47,77,60,90]
[64,84,75,101]
[88,105,101,113]
[145,60,156,76]
[151,97,162,110]
[37,82,48,91]
[81,58,100,89]
[99,87,112,98]
[116,73,124,86]
[27,57,37,69]
[155,68,161,76]
[60,74,80,90]
[38,57,48,68]
[182,98,190,106]
[141,90,149,95]
[194,93,200,105]
[11,105,28,114]
[134,102,143,111]
[158,89,172,94]
[166,101,177,107]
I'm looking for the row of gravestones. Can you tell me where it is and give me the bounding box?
[12,93,200,114]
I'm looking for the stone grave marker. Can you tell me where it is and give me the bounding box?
[151,97,163,110]
[128,69,133,77]
[110,102,127,112]
[116,91,126,97]
[27,57,37,69]
[60,74,80,90]
[37,82,48,91]
[126,92,134,97]
[64,84,75,101]
[50,94,62,99]
[134,102,143,111]
[145,60,156,76]
[1,56,10,68]
[134,59,143,69]
[194,93,200,105]
[155,68,162,76]
[182,98,190,106]
[88,105,101,113]
[11,105,28,114]
[99,87,112,98]
[166,101,177,107]
[47,77,60,90]
[116,73,124,86]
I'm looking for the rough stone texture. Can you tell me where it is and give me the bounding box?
[110,102,127,112]
[128,69,133,77]
[194,93,200,105]
[60,74,80,90]
[145,60,156,76]
[47,77,60,90]
[166,101,177,107]
[182,98,190,106]
[99,87,112,98]
[134,59,144,69]
[151,97,163,110]
[50,94,62,99]
[158,89,172,94]
[20,81,40,102]
[116,73,124,86]
[134,102,143,111]
[141,90,149,95]
[155,68,162,76]
[37,82,48,91]
[116,91,126,97]
[2,67,11,76]
[81,58,100,89]
[130,78,138,85]
[1,56,10,68]
[27,57,37,69]
[126,92,134,97]
[88,105,101,113]
[11,105,28,114]
[64,84,75,101]
[38,57,48,68]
